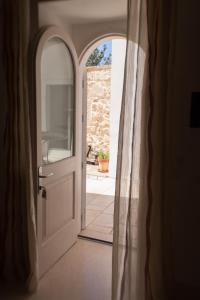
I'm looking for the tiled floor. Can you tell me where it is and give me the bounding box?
[81,167,115,242]
[1,239,112,300]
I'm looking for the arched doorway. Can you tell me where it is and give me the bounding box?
[79,36,126,243]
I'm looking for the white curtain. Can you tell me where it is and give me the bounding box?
[112,0,150,298]
[112,0,160,299]
[112,0,178,298]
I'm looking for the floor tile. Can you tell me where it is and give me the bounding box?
[87,224,113,234]
[86,215,97,226]
[103,203,114,214]
[85,175,115,241]
[1,239,112,300]
[95,194,114,202]
[86,204,105,212]
[93,213,114,228]
[86,209,101,218]
[86,193,100,202]
[87,197,113,211]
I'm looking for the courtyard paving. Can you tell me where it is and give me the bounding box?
[81,166,115,242]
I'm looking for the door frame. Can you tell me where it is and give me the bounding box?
[81,70,87,230]
[79,34,125,231]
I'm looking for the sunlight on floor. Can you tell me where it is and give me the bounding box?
[1,239,112,300]
[81,170,115,242]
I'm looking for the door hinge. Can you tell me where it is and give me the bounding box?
[82,79,84,89]
[82,114,84,122]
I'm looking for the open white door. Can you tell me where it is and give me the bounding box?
[36,27,81,277]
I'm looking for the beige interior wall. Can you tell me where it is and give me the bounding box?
[38,3,126,58]
[39,3,72,35]
[72,19,126,57]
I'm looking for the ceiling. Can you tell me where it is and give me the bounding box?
[39,0,127,25]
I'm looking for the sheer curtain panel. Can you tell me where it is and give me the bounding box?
[111,0,176,298]
[112,0,178,299]
[112,0,150,298]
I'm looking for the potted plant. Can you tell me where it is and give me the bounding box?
[97,150,109,173]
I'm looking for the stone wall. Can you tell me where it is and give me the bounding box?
[86,65,111,153]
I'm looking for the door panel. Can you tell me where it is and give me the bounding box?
[36,27,81,277]
[44,173,74,238]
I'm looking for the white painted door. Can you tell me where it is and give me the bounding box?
[36,27,81,277]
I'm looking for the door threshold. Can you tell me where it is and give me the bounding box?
[78,234,113,246]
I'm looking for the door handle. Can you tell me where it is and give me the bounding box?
[39,172,54,178]
[39,185,47,198]
[37,167,54,193]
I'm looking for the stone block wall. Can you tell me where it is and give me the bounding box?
[86,65,111,153]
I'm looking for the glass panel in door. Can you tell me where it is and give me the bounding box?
[41,37,75,164]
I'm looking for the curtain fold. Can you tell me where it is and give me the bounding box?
[0,0,38,291]
[147,1,178,298]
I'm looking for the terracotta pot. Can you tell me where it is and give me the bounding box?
[98,159,109,173]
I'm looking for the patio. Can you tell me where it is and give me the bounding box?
[81,165,115,243]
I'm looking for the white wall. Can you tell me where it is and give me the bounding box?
[39,2,73,35]
[38,2,126,59]
[72,19,126,58]
[109,39,126,178]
